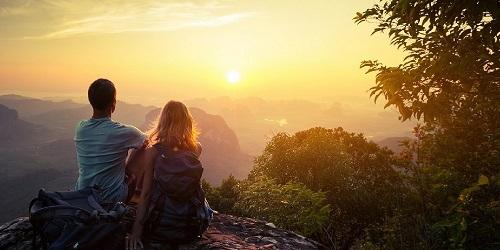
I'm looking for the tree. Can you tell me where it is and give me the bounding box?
[432,174,500,249]
[355,1,500,248]
[355,0,499,122]
[354,0,500,183]
[250,127,404,249]
[202,176,240,214]
[216,175,240,213]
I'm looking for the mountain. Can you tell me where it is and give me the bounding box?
[376,137,412,154]
[184,97,417,155]
[20,100,253,184]
[0,95,252,222]
[18,101,156,139]
[0,104,52,146]
[143,108,253,184]
[0,96,252,182]
[0,107,77,222]
[0,95,84,117]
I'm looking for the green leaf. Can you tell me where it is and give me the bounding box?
[477,175,489,186]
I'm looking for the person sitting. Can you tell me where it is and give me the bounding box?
[126,100,210,250]
[74,78,147,204]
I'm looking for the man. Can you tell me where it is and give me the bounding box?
[75,78,147,203]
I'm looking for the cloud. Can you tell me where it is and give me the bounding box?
[0,0,256,40]
[0,0,36,17]
[264,118,288,127]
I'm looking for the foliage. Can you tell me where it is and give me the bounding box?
[203,175,331,238]
[354,1,500,249]
[205,2,500,249]
[234,176,331,237]
[431,174,500,249]
[250,127,404,249]
[354,0,499,122]
[202,175,240,214]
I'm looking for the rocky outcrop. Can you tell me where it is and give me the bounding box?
[0,214,325,250]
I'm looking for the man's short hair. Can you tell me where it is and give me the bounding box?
[88,78,116,111]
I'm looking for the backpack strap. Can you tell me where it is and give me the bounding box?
[153,143,172,157]
[152,143,166,183]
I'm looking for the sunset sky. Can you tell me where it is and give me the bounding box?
[0,0,404,106]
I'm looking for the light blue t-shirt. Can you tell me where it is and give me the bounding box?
[74,117,146,203]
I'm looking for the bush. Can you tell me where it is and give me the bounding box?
[234,176,331,237]
[202,176,240,214]
[431,174,500,249]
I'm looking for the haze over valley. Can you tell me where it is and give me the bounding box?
[0,93,413,223]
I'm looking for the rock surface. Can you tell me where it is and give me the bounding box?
[0,214,325,250]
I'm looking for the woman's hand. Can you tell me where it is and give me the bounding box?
[125,231,144,250]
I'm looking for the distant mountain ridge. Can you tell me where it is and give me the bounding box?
[376,137,412,154]
[0,94,252,223]
[0,94,252,182]
[0,95,85,117]
[0,104,52,146]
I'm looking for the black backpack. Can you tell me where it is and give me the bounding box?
[29,187,130,250]
[144,144,213,244]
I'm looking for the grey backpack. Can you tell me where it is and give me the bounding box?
[29,187,129,250]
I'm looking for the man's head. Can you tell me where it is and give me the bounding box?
[88,78,116,115]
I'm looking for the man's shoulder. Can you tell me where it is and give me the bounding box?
[109,121,142,133]
[75,119,137,134]
[76,119,89,127]
[75,119,91,134]
[106,121,146,141]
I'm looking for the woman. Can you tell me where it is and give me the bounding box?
[126,100,203,250]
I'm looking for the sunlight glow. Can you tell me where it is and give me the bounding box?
[226,70,241,84]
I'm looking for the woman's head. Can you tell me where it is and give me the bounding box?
[148,100,199,152]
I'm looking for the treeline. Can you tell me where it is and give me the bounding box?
[205,1,499,249]
[204,124,498,249]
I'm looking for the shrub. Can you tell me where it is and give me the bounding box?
[234,176,331,237]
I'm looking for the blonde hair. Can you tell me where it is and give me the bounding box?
[148,100,199,152]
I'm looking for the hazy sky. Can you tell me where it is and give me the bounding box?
[0,0,404,105]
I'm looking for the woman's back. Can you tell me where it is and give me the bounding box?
[144,142,210,244]
[127,101,210,249]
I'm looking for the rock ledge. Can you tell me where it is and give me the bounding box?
[0,214,325,249]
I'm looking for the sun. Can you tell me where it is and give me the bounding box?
[226,70,241,84]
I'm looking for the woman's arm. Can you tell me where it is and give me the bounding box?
[125,140,148,175]
[126,147,156,250]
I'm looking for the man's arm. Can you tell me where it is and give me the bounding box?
[125,139,148,165]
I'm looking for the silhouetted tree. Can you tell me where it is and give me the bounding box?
[355,0,499,122]
[356,1,500,248]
